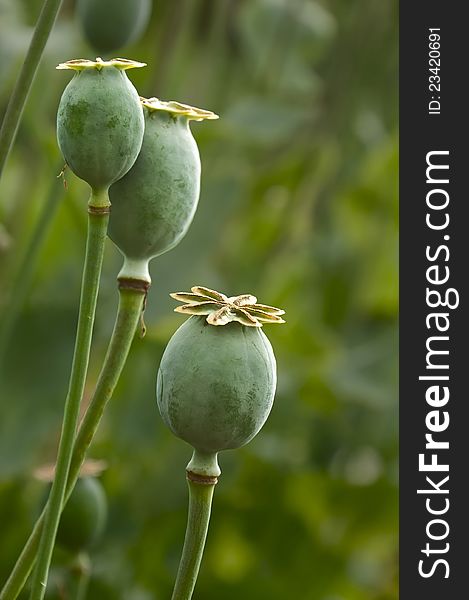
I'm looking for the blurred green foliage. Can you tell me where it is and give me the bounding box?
[0,0,398,598]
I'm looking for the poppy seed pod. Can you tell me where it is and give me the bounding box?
[108,98,218,283]
[77,0,152,55]
[56,476,107,553]
[35,461,108,554]
[156,287,285,463]
[56,58,145,194]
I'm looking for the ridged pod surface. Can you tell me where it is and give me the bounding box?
[56,58,145,191]
[109,98,218,268]
[77,0,152,54]
[56,476,107,553]
[157,316,277,453]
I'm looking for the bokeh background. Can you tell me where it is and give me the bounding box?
[0,1,398,598]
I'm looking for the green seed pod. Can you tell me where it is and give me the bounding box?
[108,98,218,283]
[56,476,107,553]
[56,58,145,194]
[156,287,285,460]
[77,0,152,55]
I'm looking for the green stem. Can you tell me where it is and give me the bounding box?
[0,170,63,373]
[171,452,219,600]
[28,190,109,600]
[69,284,147,481]
[0,515,44,600]
[0,0,64,180]
[0,283,146,600]
[69,554,91,600]
[74,568,90,600]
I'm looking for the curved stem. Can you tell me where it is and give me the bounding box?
[0,0,64,181]
[0,284,146,600]
[0,170,63,373]
[171,458,219,600]
[29,192,109,600]
[69,284,147,481]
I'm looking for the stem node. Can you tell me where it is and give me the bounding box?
[117,278,151,294]
[186,471,218,485]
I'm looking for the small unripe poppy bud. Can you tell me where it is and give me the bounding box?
[36,461,108,554]
[56,476,107,553]
[76,0,152,54]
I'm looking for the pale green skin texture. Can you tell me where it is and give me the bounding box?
[157,316,277,453]
[108,109,201,260]
[57,67,144,191]
[56,477,107,553]
[77,0,152,54]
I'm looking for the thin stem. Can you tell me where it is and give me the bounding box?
[0,170,63,373]
[0,514,44,600]
[29,191,109,600]
[69,284,147,481]
[0,284,146,600]
[165,0,200,99]
[69,554,91,600]
[0,0,64,181]
[74,568,90,600]
[171,472,218,600]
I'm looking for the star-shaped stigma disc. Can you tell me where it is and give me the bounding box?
[170,286,286,327]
